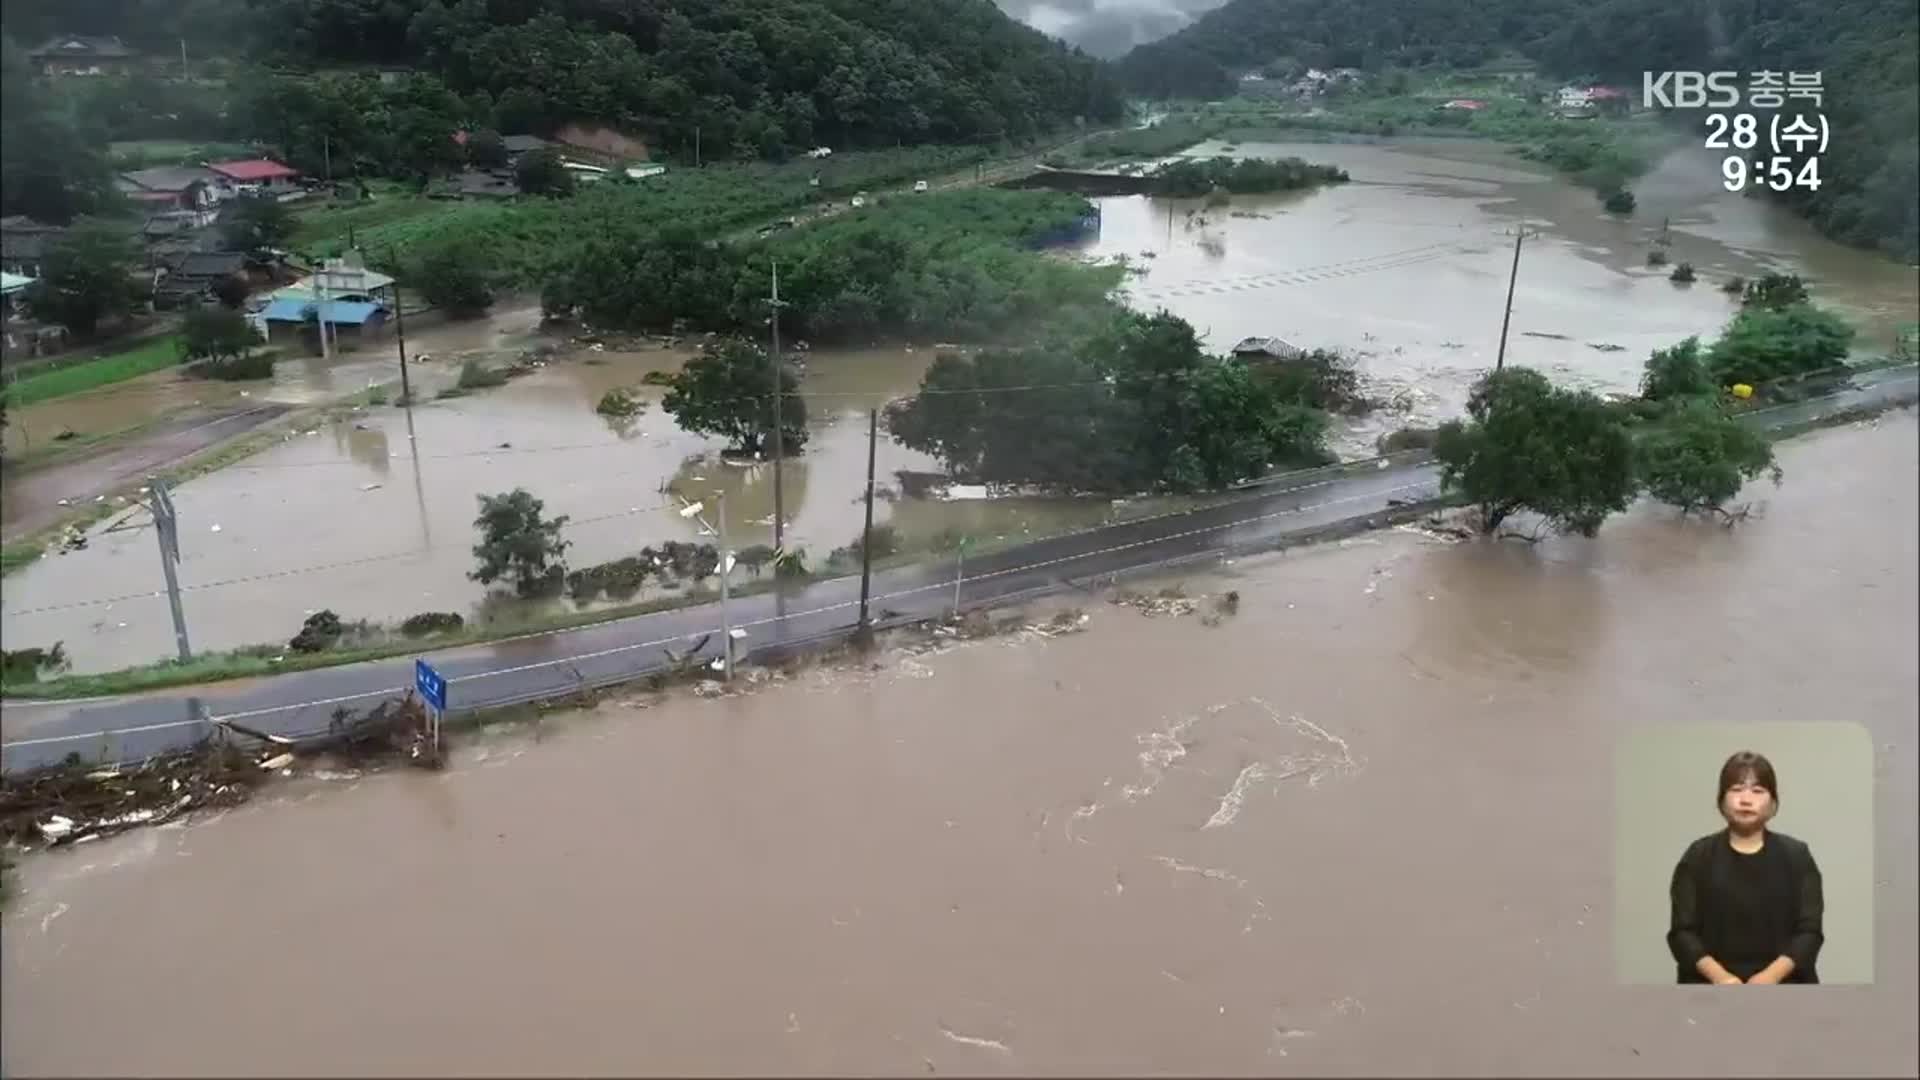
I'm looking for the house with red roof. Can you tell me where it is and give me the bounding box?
[207,160,304,201]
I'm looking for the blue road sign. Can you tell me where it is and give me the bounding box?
[414,659,448,712]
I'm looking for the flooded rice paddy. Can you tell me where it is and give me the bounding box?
[4,137,1916,674]
[3,414,1914,1076]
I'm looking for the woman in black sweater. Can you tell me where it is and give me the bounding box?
[1668,751,1824,985]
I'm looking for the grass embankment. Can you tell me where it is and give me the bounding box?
[4,335,184,406]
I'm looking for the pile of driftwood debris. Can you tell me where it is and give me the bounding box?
[0,696,435,852]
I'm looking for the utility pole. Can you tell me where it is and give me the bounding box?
[1494,228,1527,373]
[716,490,733,680]
[149,478,192,663]
[323,134,333,185]
[768,258,786,551]
[857,408,877,632]
[313,257,332,361]
[390,253,411,404]
[179,39,189,80]
[694,126,701,168]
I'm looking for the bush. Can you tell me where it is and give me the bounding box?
[595,388,643,418]
[1706,304,1855,387]
[566,556,652,602]
[1721,275,1747,296]
[1639,337,1715,401]
[193,350,279,381]
[1602,188,1637,214]
[288,610,344,653]
[1,642,68,684]
[457,359,508,389]
[1376,426,1438,454]
[399,611,465,638]
[1645,247,1669,267]
[1669,262,1696,284]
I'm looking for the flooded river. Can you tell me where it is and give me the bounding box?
[5,137,1915,674]
[1080,138,1919,446]
[4,414,1914,1076]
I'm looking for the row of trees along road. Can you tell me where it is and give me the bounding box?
[1436,277,1858,535]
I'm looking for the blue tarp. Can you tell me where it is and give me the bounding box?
[261,297,384,325]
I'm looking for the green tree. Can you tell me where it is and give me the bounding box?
[1639,337,1715,401]
[1433,367,1638,536]
[1602,188,1637,214]
[1741,273,1810,310]
[212,273,252,309]
[514,147,576,196]
[470,489,570,597]
[1636,399,1782,515]
[182,306,261,363]
[0,39,119,223]
[221,193,295,255]
[23,221,143,338]
[466,129,509,169]
[1706,304,1855,387]
[416,242,495,317]
[661,339,808,456]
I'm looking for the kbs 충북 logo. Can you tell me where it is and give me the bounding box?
[1641,71,1825,110]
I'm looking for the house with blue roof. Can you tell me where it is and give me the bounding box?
[260,296,391,352]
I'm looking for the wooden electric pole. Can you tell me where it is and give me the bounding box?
[1494,228,1528,373]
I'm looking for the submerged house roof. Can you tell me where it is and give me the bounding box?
[1230,336,1306,360]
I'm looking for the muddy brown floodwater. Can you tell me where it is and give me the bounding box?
[1081,138,1920,449]
[7,138,1915,675]
[5,414,1915,1077]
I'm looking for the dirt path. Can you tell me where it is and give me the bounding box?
[0,403,292,542]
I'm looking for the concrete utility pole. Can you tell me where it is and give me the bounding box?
[390,254,412,404]
[717,490,733,679]
[148,478,192,663]
[768,259,786,551]
[1494,228,1528,373]
[857,408,878,632]
[313,259,333,361]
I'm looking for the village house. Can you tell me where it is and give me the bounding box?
[270,256,397,308]
[155,251,248,308]
[117,166,222,225]
[501,134,552,161]
[0,217,64,278]
[27,34,139,77]
[259,297,390,352]
[207,159,305,201]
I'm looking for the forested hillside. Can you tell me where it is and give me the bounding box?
[1117,0,1919,260]
[0,0,1124,161]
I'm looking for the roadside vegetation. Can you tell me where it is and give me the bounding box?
[1435,276,1870,537]
[3,334,184,404]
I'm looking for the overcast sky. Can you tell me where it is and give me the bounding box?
[993,0,1230,58]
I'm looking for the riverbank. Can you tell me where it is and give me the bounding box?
[4,408,1912,1076]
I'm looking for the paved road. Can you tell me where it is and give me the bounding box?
[3,366,1913,772]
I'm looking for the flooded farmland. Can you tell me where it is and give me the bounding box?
[4,414,1915,1077]
[5,136,1916,674]
[1079,138,1919,446]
